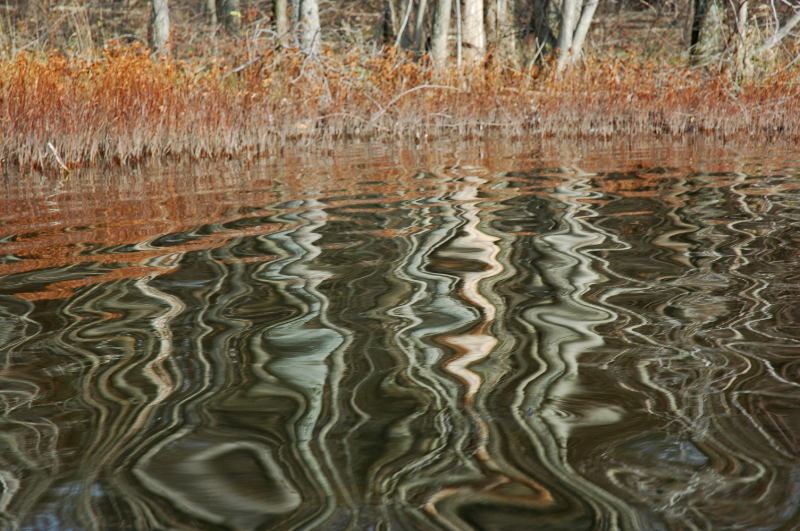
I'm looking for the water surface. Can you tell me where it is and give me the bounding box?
[1,140,799,530]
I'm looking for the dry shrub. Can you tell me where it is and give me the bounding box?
[1,43,799,169]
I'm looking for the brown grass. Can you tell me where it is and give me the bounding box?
[2,42,799,169]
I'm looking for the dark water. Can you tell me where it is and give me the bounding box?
[1,140,800,531]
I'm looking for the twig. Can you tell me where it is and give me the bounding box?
[394,0,413,48]
[222,55,264,79]
[367,84,462,128]
[47,142,70,174]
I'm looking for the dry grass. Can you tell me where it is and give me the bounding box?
[2,41,799,169]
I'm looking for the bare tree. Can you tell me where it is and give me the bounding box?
[758,1,800,53]
[414,0,430,56]
[395,0,415,48]
[463,0,486,62]
[732,0,800,76]
[206,0,218,26]
[556,0,600,71]
[299,0,320,54]
[431,0,453,63]
[275,0,289,38]
[151,0,170,55]
[486,0,515,59]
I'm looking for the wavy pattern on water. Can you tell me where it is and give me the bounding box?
[1,151,800,530]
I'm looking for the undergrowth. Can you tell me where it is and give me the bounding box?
[2,42,799,169]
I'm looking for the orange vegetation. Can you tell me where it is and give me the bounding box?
[1,44,799,168]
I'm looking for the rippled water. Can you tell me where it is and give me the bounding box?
[1,140,800,531]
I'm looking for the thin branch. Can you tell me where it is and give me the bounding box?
[759,8,800,52]
[368,84,462,127]
[222,55,264,79]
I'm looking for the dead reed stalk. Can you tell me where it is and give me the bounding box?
[1,44,799,169]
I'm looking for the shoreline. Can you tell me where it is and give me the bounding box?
[2,46,799,170]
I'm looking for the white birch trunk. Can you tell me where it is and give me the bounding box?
[556,0,599,72]
[463,0,485,63]
[151,0,170,55]
[299,0,320,54]
[556,0,579,71]
[414,0,430,56]
[486,0,514,58]
[206,0,217,26]
[275,0,289,38]
[570,0,599,61]
[431,0,453,64]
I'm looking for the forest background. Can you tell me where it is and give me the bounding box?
[1,0,799,168]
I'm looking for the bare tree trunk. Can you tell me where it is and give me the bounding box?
[691,0,724,61]
[456,0,463,66]
[759,8,800,52]
[486,0,515,59]
[431,0,453,63]
[463,0,486,63]
[556,0,578,70]
[206,0,217,26]
[299,0,320,54]
[150,0,170,55]
[395,0,414,48]
[556,0,599,71]
[487,0,499,46]
[275,0,289,38]
[570,0,598,60]
[414,0,430,57]
[291,0,300,22]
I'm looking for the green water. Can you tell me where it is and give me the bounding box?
[1,140,799,530]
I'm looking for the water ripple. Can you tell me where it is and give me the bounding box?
[1,144,800,530]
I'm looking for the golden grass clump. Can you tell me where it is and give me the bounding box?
[2,43,799,169]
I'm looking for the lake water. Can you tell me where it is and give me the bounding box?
[1,139,799,530]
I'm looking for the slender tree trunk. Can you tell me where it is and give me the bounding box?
[463,0,486,63]
[150,0,170,55]
[395,0,414,48]
[431,0,453,63]
[487,0,498,46]
[486,0,515,59]
[570,0,598,60]
[206,0,217,26]
[456,0,463,66]
[275,0,289,38]
[299,0,320,54]
[556,0,578,70]
[414,0,430,57]
[691,0,724,60]
[555,0,598,71]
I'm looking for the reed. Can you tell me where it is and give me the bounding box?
[2,42,799,169]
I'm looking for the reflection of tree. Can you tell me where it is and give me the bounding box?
[576,171,800,530]
[2,161,800,530]
[510,174,644,530]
